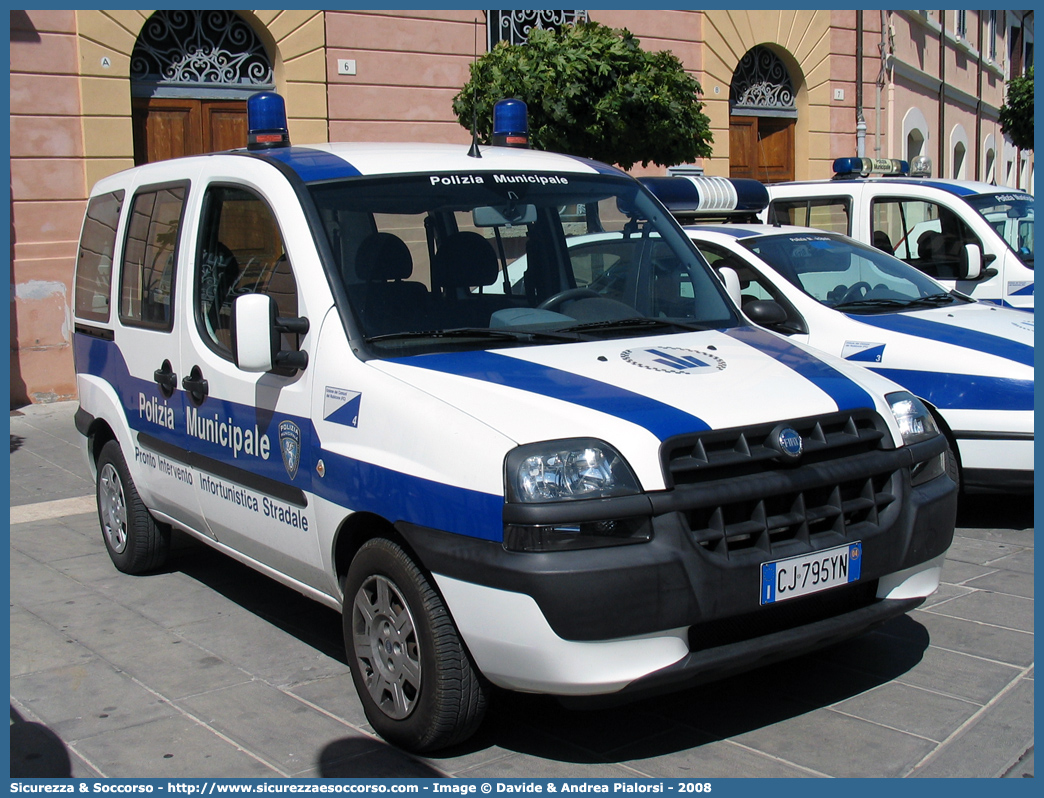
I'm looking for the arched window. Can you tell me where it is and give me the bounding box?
[729,45,796,118]
[131,10,273,99]
[487,10,588,49]
[949,124,969,180]
[982,134,997,184]
[902,107,929,166]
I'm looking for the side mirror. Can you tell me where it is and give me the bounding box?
[743,299,789,326]
[231,293,309,372]
[717,266,743,308]
[959,244,983,280]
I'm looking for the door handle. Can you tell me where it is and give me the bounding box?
[181,365,209,405]
[153,359,177,398]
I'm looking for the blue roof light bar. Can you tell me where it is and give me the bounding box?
[639,176,769,218]
[832,157,910,179]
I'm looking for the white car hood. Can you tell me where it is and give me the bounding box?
[372,325,899,486]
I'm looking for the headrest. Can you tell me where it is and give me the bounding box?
[356,232,413,281]
[432,231,499,289]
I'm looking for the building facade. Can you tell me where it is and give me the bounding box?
[9,9,1034,405]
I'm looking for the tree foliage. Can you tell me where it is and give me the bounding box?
[453,22,713,170]
[999,66,1034,151]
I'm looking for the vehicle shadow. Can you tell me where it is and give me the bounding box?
[167,532,931,765]
[429,615,930,764]
[166,531,347,664]
[955,492,1034,531]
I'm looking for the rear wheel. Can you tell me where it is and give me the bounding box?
[96,440,170,574]
[343,537,487,752]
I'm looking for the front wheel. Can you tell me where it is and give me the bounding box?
[343,537,488,752]
[96,439,170,574]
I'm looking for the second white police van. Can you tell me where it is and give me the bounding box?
[765,157,1035,310]
[73,94,957,752]
[641,176,1034,495]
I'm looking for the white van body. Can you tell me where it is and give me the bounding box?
[766,177,1034,310]
[73,122,958,751]
[681,224,1034,494]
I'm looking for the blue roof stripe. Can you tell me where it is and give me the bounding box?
[389,350,710,441]
[256,147,362,182]
[724,326,874,412]
[850,314,1034,367]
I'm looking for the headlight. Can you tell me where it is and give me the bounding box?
[506,438,641,503]
[503,440,648,551]
[887,391,940,446]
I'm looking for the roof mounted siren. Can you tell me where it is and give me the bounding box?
[492,99,529,148]
[909,155,932,177]
[639,176,769,223]
[247,92,290,150]
[832,157,910,180]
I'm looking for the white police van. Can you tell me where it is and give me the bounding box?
[640,176,1034,495]
[73,94,957,752]
[765,158,1034,310]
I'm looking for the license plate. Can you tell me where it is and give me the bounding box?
[760,542,862,605]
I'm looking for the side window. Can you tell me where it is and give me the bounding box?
[119,185,186,330]
[75,190,124,323]
[196,185,298,354]
[769,197,850,234]
[872,198,980,279]
[700,244,805,334]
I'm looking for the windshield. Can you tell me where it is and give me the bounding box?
[740,232,967,313]
[308,173,737,356]
[963,192,1034,268]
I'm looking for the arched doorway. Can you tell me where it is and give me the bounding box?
[729,46,796,183]
[130,10,274,164]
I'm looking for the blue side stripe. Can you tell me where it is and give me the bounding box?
[310,449,505,541]
[870,368,1034,411]
[850,314,1034,367]
[724,326,874,412]
[257,146,362,182]
[390,350,710,441]
[75,334,504,541]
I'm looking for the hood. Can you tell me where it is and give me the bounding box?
[371,326,897,485]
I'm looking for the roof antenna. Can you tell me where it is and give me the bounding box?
[467,17,482,158]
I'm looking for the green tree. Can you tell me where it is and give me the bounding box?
[453,22,713,170]
[999,66,1034,151]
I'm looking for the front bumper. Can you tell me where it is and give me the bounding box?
[401,432,957,696]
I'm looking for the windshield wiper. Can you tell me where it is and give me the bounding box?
[560,317,712,335]
[365,327,580,344]
[832,294,955,312]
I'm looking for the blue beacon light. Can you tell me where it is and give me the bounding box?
[492,98,529,148]
[247,92,290,150]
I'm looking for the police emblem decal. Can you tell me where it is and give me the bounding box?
[279,420,302,480]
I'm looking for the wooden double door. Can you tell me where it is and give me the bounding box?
[729,115,795,183]
[132,97,248,165]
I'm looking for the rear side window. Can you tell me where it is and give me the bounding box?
[119,184,187,330]
[770,197,851,234]
[872,197,980,279]
[74,190,124,323]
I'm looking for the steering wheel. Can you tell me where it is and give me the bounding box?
[839,281,872,304]
[537,287,600,312]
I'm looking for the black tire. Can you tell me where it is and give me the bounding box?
[95,439,170,574]
[343,537,488,752]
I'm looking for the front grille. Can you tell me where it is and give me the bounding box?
[662,409,886,488]
[659,410,902,561]
[685,470,899,557]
